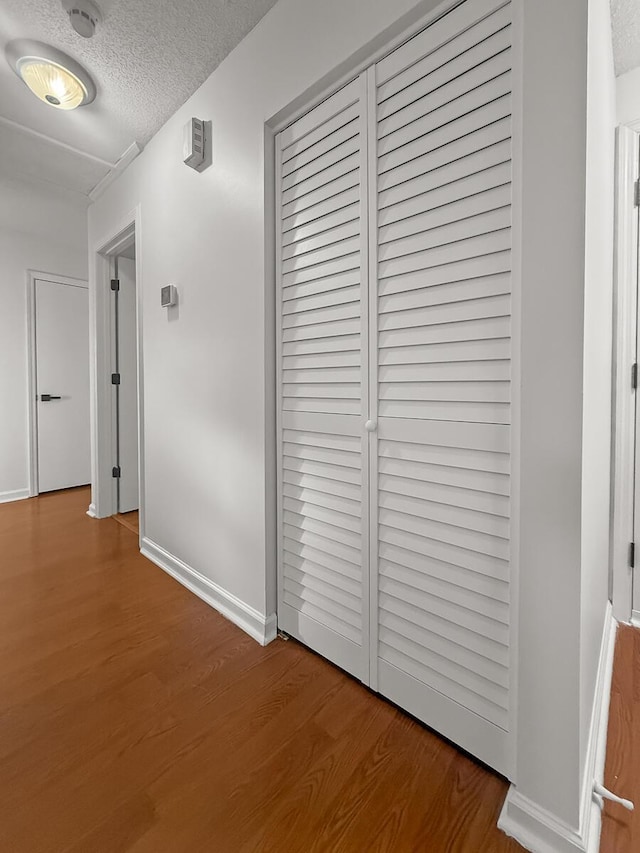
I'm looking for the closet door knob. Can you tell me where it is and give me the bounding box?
[365,419,377,433]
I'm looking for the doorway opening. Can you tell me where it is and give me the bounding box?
[27,271,91,496]
[90,213,144,541]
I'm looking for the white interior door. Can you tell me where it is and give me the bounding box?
[370,0,513,775]
[35,278,91,493]
[276,0,513,776]
[115,255,139,513]
[276,77,370,681]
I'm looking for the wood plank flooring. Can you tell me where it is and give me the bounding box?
[601,623,640,852]
[114,510,140,535]
[0,487,525,852]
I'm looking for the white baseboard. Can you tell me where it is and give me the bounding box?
[86,503,97,518]
[631,610,640,628]
[499,602,617,853]
[499,791,589,853]
[140,536,277,646]
[0,488,30,504]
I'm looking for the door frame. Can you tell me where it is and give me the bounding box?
[611,125,640,625]
[89,206,145,542]
[26,270,89,497]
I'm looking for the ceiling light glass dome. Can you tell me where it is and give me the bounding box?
[5,40,96,110]
[18,59,87,109]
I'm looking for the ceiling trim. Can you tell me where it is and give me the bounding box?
[89,141,141,200]
[0,114,116,168]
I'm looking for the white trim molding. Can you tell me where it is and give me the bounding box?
[631,610,640,628]
[499,604,617,853]
[89,208,144,534]
[141,537,277,646]
[499,792,588,853]
[611,125,639,623]
[89,143,141,201]
[0,489,30,504]
[86,502,97,518]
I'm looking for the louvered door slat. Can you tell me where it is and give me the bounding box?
[378,53,511,141]
[376,0,511,94]
[378,95,512,173]
[282,188,360,234]
[378,25,511,120]
[379,185,511,244]
[277,78,368,681]
[282,118,359,177]
[282,154,360,206]
[282,203,360,249]
[371,0,513,775]
[378,122,511,194]
[283,509,362,546]
[283,219,360,260]
[379,489,510,538]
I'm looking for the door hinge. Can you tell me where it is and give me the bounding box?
[112,466,121,478]
[633,363,638,390]
[631,542,635,569]
[110,278,120,291]
[111,373,120,385]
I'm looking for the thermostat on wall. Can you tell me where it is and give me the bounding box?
[161,284,177,307]
[184,117,205,169]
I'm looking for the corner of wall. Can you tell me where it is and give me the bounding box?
[500,603,616,853]
[499,789,588,853]
[141,536,277,645]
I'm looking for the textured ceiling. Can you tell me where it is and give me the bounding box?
[0,0,278,195]
[611,0,640,76]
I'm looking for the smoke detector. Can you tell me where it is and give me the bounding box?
[62,0,101,38]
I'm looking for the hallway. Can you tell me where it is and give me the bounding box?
[0,487,523,852]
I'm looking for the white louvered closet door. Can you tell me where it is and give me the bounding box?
[370,0,513,774]
[276,78,370,681]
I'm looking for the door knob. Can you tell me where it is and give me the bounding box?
[365,419,377,432]
[40,394,62,401]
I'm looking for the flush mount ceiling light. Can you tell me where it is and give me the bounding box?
[5,40,96,110]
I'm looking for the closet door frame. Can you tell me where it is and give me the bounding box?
[267,0,522,778]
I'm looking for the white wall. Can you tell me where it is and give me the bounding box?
[581,0,616,784]
[515,0,588,828]
[0,171,88,499]
[617,64,640,127]
[512,0,615,834]
[88,0,612,842]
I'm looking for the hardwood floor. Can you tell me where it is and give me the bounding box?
[0,487,525,852]
[601,623,640,852]
[114,509,140,535]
